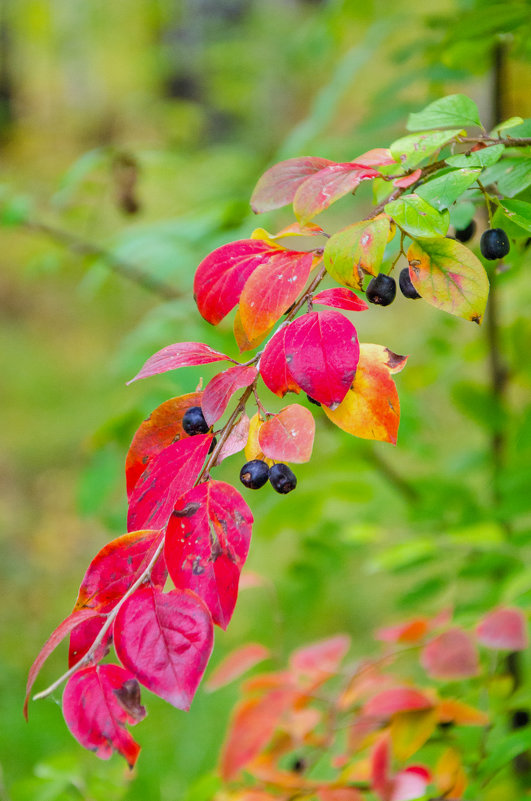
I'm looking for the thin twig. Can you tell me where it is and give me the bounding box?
[25,220,182,300]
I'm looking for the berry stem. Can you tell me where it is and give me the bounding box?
[477,180,494,227]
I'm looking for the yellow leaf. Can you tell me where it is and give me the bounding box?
[390,708,437,761]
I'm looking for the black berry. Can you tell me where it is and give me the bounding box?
[239,460,270,490]
[306,394,321,406]
[366,273,396,306]
[480,228,510,260]
[269,463,297,494]
[182,406,209,436]
[399,267,421,300]
[455,220,476,243]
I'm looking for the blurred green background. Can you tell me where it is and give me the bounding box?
[1,1,531,798]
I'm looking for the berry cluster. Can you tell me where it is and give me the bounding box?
[364,225,510,308]
[240,459,297,494]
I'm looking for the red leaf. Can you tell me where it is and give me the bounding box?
[69,616,111,668]
[114,586,213,709]
[284,311,359,409]
[313,288,369,312]
[127,434,212,532]
[213,413,250,465]
[127,342,231,384]
[259,327,301,398]
[250,157,335,213]
[73,529,166,614]
[221,688,295,780]
[24,608,100,719]
[293,163,380,225]
[206,643,271,691]
[164,480,253,628]
[476,607,528,651]
[62,664,145,767]
[290,635,351,679]
[393,169,422,189]
[125,392,202,497]
[421,628,479,680]
[194,239,284,325]
[258,404,315,463]
[363,688,433,718]
[371,736,393,801]
[202,365,258,426]
[239,250,313,340]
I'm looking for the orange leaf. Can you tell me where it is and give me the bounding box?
[434,748,467,798]
[436,698,488,726]
[234,308,271,353]
[375,618,429,644]
[259,404,315,463]
[363,688,433,718]
[220,688,295,781]
[206,644,271,691]
[323,344,407,444]
[239,250,312,340]
[317,789,364,801]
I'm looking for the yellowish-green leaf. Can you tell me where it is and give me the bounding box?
[390,708,438,761]
[390,129,463,169]
[324,215,392,289]
[385,194,449,237]
[407,238,489,323]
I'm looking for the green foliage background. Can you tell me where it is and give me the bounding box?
[1,1,531,798]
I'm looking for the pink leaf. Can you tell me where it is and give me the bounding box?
[164,480,253,629]
[375,618,429,644]
[258,404,315,463]
[239,250,313,340]
[391,767,430,801]
[290,635,351,679]
[127,342,231,384]
[284,311,359,409]
[24,608,100,719]
[294,163,380,224]
[202,365,258,426]
[259,327,301,398]
[114,586,214,710]
[251,157,335,213]
[127,434,212,532]
[213,413,250,465]
[318,790,364,801]
[62,664,145,767]
[363,688,433,718]
[421,628,479,680]
[206,643,271,691]
[313,288,369,312]
[194,239,283,325]
[476,607,528,651]
[353,148,396,167]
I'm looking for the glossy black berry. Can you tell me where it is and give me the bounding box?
[399,267,421,300]
[306,394,321,406]
[269,463,297,494]
[182,406,209,436]
[480,228,510,260]
[239,460,270,490]
[366,273,396,306]
[454,220,476,243]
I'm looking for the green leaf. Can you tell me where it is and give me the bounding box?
[390,129,463,169]
[407,237,489,323]
[407,94,482,131]
[385,194,449,238]
[449,201,476,230]
[482,728,531,778]
[494,198,531,233]
[324,214,391,288]
[446,144,505,168]
[416,168,481,211]
[490,116,524,134]
[481,157,531,198]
